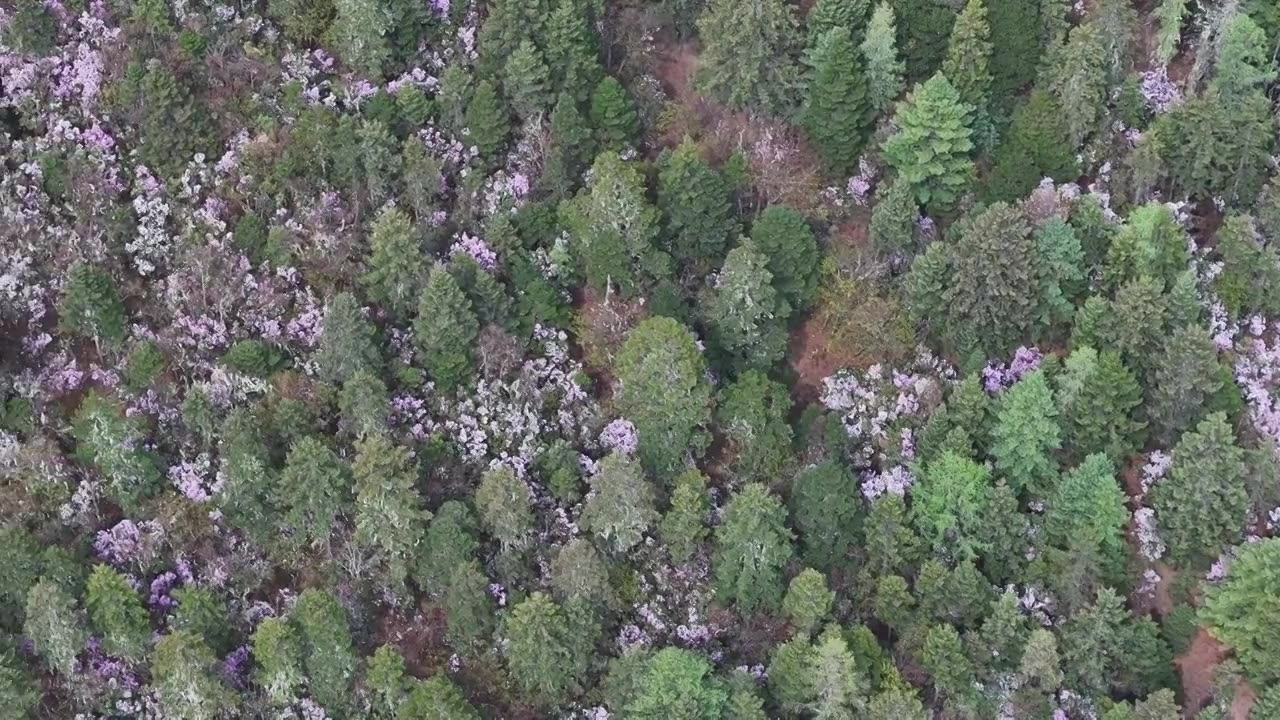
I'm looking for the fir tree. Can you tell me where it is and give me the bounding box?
[503,40,552,121]
[1199,539,1280,687]
[921,623,976,712]
[151,632,234,720]
[362,205,425,320]
[315,292,379,386]
[802,26,874,175]
[749,205,820,312]
[86,565,149,660]
[1055,347,1146,463]
[807,0,871,44]
[252,617,304,705]
[550,538,614,607]
[590,76,640,151]
[59,262,127,349]
[716,370,794,482]
[1153,0,1188,66]
[882,73,975,213]
[544,0,602,102]
[807,627,869,718]
[23,579,87,677]
[445,561,496,653]
[353,433,428,591]
[626,648,728,719]
[790,460,861,571]
[464,80,509,167]
[991,370,1061,498]
[1047,21,1109,150]
[330,0,391,77]
[416,501,479,594]
[703,243,789,374]
[414,264,479,392]
[294,589,357,713]
[696,0,804,113]
[782,569,834,634]
[714,483,795,612]
[1044,454,1129,576]
[657,140,738,273]
[475,465,534,552]
[987,0,1040,105]
[913,451,992,559]
[581,453,659,552]
[401,676,482,719]
[541,93,595,199]
[1152,413,1248,566]
[941,0,993,114]
[1147,324,1224,445]
[278,437,350,554]
[985,90,1077,203]
[869,179,920,266]
[661,468,711,563]
[861,3,906,113]
[505,592,584,703]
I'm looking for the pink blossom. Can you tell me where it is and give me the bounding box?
[449,233,498,271]
[599,419,639,455]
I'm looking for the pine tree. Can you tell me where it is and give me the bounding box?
[1152,413,1248,566]
[802,26,874,175]
[941,0,993,114]
[1214,213,1280,317]
[808,0,871,42]
[769,637,818,711]
[1047,21,1109,150]
[1095,0,1136,82]
[544,0,602,102]
[992,370,1061,498]
[861,3,906,113]
[505,592,583,703]
[504,40,552,121]
[414,264,479,392]
[716,370,794,482]
[541,93,595,199]
[86,565,150,660]
[475,465,534,552]
[696,0,804,113]
[59,262,127,348]
[869,179,920,266]
[72,392,162,512]
[987,0,1041,106]
[445,561,495,653]
[714,483,794,612]
[921,623,976,712]
[750,205,820,312]
[278,437,350,554]
[657,140,738,273]
[661,468,711,562]
[23,579,87,677]
[985,90,1077,203]
[882,73,974,213]
[315,292,379,386]
[550,538,614,607]
[782,569,834,634]
[330,0,391,77]
[1200,539,1280,687]
[1055,347,1146,463]
[581,453,659,552]
[362,205,425,320]
[464,80,509,167]
[365,645,409,718]
[1147,324,1224,445]
[790,461,860,571]
[590,76,640,151]
[973,591,1030,675]
[1156,86,1274,204]
[615,317,713,480]
[704,243,789,374]
[890,0,956,83]
[1212,12,1277,99]
[353,433,428,591]
[294,589,357,713]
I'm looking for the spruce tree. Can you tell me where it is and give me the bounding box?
[401,676,482,719]
[782,569,834,634]
[802,26,874,175]
[590,76,640,151]
[315,291,379,386]
[541,93,595,199]
[464,80,509,167]
[715,370,794,482]
[330,0,391,77]
[661,468,711,563]
[59,262,127,349]
[544,0,601,102]
[1152,413,1248,566]
[294,589,357,713]
[1153,0,1187,66]
[151,632,234,720]
[475,465,534,552]
[580,453,659,552]
[362,205,425,320]
[790,461,860,571]
[1213,13,1276,100]
[704,243,789,374]
[696,0,804,113]
[1147,323,1223,445]
[505,592,584,703]
[657,140,738,273]
[86,565,150,660]
[1200,539,1280,687]
[1044,454,1129,576]
[445,561,496,653]
[414,264,479,392]
[991,371,1061,498]
[882,73,975,213]
[912,451,992,559]
[1047,21,1109,150]
[503,40,552,121]
[1055,348,1146,463]
[890,0,956,83]
[749,205,820,312]
[353,433,428,591]
[714,483,794,612]
[987,0,1041,106]
[861,3,906,114]
[941,0,993,115]
[869,179,920,265]
[279,437,350,554]
[807,0,871,44]
[985,90,1077,203]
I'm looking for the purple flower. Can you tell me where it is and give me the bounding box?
[449,233,498,271]
[221,645,252,688]
[599,419,639,456]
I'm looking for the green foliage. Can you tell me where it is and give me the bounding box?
[354,433,428,591]
[882,73,975,213]
[789,460,860,571]
[1154,87,1275,204]
[782,569,834,634]
[704,244,789,374]
[992,370,1062,498]
[252,617,304,705]
[913,451,991,559]
[889,0,956,83]
[295,589,357,713]
[170,587,230,654]
[365,644,408,718]
[749,205,820,312]
[23,579,87,676]
[416,501,479,594]
[414,264,479,391]
[1046,21,1108,150]
[769,636,818,711]
[590,76,640,151]
[942,0,993,113]
[4,0,58,54]
[73,392,162,513]
[661,468,711,563]
[475,465,534,552]
[133,60,214,176]
[1104,203,1188,290]
[544,0,602,102]
[542,93,596,200]
[1153,0,1187,65]
[330,0,389,75]
[987,0,1040,105]
[657,140,737,273]
[506,592,585,703]
[985,90,1076,203]
[1212,12,1276,99]
[363,205,426,319]
[1055,348,1146,463]
[714,483,794,612]
[921,623,976,712]
[401,676,481,719]
[1153,413,1248,567]
[717,372,793,484]
[504,40,552,121]
[86,565,149,660]
[861,3,906,113]
[152,632,234,720]
[1214,214,1280,317]
[1044,454,1128,577]
[1147,324,1225,445]
[278,437,350,555]
[1200,539,1280,686]
[315,291,379,386]
[0,649,37,718]
[464,80,509,166]
[625,647,727,718]
[802,26,874,175]
[59,262,126,347]
[581,453,659,552]
[869,179,920,265]
[615,317,712,480]
[1058,587,1129,700]
[696,0,803,113]
[444,561,496,653]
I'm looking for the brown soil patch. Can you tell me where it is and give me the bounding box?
[788,314,862,406]
[1176,628,1255,718]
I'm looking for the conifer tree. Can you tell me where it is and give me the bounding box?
[987,0,1041,105]
[278,437,350,554]
[749,205,820,312]
[1153,0,1187,66]
[550,538,614,607]
[1047,21,1108,150]
[315,292,379,386]
[330,0,391,77]
[714,483,794,612]
[704,243,789,374]
[23,579,87,677]
[626,647,728,719]
[1199,538,1280,687]
[581,453,659,552]
[73,392,162,512]
[503,40,552,121]
[807,627,868,718]
[416,501,479,594]
[716,371,794,482]
[362,205,425,320]
[912,451,992,559]
[1152,413,1248,566]
[353,433,428,591]
[991,371,1061,498]
[152,632,234,720]
[882,73,974,213]
[861,3,906,113]
[869,179,920,265]
[294,589,357,713]
[1212,12,1277,99]
[1045,454,1129,574]
[414,264,479,392]
[782,569,834,634]
[445,561,496,653]
[807,0,871,44]
[252,617,304,705]
[985,90,1077,203]
[475,465,534,552]
[921,623,976,712]
[544,0,601,102]
[941,0,993,115]
[590,76,640,151]
[790,460,860,571]
[464,80,509,167]
[696,0,803,113]
[505,592,584,703]
[59,262,127,349]
[661,468,711,563]
[401,676,481,719]
[802,26,874,175]
[615,317,713,480]
[890,0,956,82]
[657,140,738,273]
[1055,347,1146,463]
[541,93,595,199]
[1147,324,1223,445]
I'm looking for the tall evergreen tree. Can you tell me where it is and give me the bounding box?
[294,589,357,713]
[749,205,820,312]
[991,370,1061,498]
[541,93,596,200]
[544,0,602,102]
[941,0,993,115]
[353,433,428,591]
[808,0,871,43]
[987,0,1040,105]
[1147,323,1224,445]
[330,0,391,77]
[985,90,1077,203]
[1152,412,1248,566]
[59,262,127,349]
[882,73,975,213]
[581,453,659,552]
[315,291,379,386]
[657,140,738,273]
[1047,21,1109,150]
[714,483,794,612]
[912,451,992,559]
[362,205,425,320]
[279,437,350,554]
[86,565,150,660]
[696,0,804,113]
[1055,347,1146,463]
[503,40,552,121]
[790,461,861,571]
[464,80,509,167]
[861,3,906,113]
[413,264,479,392]
[802,26,874,175]
[703,243,789,374]
[505,592,585,703]
[590,76,640,151]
